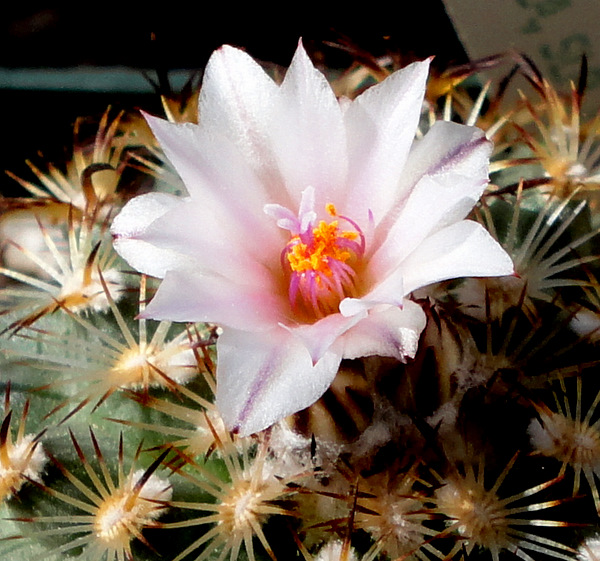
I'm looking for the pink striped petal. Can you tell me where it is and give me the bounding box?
[216,327,342,436]
[369,122,492,277]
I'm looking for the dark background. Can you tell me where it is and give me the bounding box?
[0,2,467,196]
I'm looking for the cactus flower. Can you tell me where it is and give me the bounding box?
[111,42,513,436]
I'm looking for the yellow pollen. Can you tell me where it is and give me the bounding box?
[286,220,357,279]
[281,201,365,317]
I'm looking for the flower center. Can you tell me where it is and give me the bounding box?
[282,203,364,318]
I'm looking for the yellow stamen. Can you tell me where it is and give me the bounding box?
[287,221,357,279]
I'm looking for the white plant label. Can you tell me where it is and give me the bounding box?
[442,0,600,112]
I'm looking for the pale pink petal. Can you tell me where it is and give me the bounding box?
[145,114,275,211]
[134,120,286,284]
[339,272,404,317]
[369,122,492,277]
[369,174,483,280]
[285,310,366,364]
[215,327,342,436]
[343,59,430,225]
[137,199,281,286]
[398,120,492,192]
[401,220,515,294]
[199,45,284,199]
[142,269,286,330]
[269,42,348,208]
[338,300,427,361]
[111,192,188,278]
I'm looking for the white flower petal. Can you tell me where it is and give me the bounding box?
[401,220,515,294]
[111,192,188,278]
[142,268,285,330]
[339,272,404,317]
[137,199,280,286]
[370,122,492,277]
[216,327,342,436]
[400,120,492,188]
[269,42,348,208]
[285,310,366,364]
[338,300,427,361]
[199,44,284,197]
[343,59,430,224]
[145,114,281,222]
